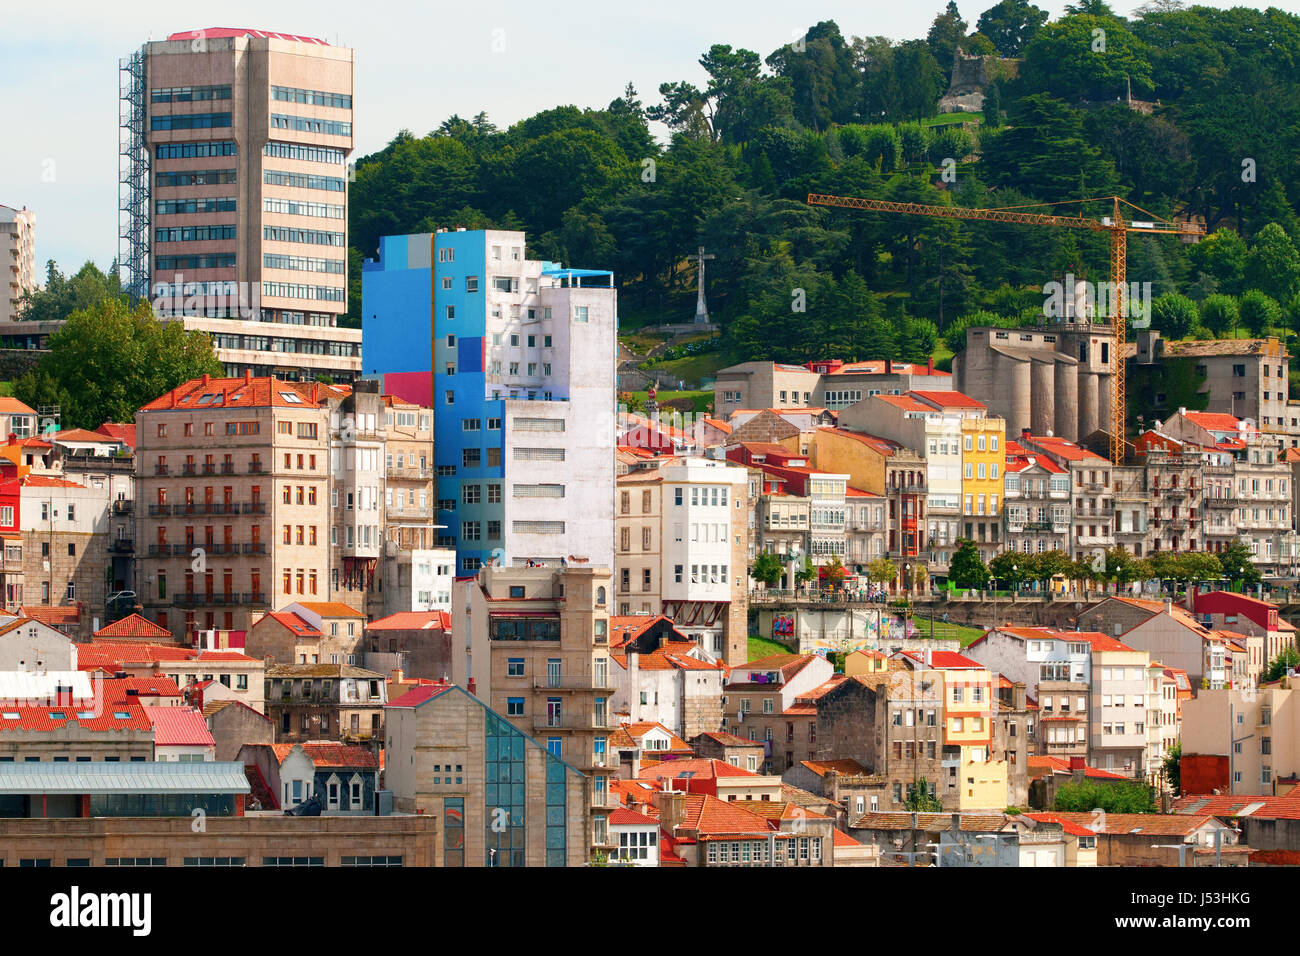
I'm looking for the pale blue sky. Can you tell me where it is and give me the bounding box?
[1,0,1291,273]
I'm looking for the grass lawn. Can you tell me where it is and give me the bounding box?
[922,113,983,128]
[913,617,987,647]
[639,352,726,389]
[619,332,668,353]
[748,635,795,660]
[623,389,713,415]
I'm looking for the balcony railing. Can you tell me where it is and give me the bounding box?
[201,463,217,475]
[531,714,618,732]
[154,465,169,475]
[108,539,134,554]
[248,462,267,474]
[111,500,134,515]
[533,676,618,692]
[221,462,236,474]
[171,591,267,607]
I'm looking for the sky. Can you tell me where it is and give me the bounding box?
[2,0,1296,274]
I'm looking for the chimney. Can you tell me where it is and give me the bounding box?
[1069,756,1086,772]
[201,374,210,387]
[391,668,404,685]
[1164,599,1173,615]
[1178,406,1187,417]
[244,369,252,384]
[1021,428,1031,439]
[927,356,935,374]
[466,677,477,696]
[885,358,893,374]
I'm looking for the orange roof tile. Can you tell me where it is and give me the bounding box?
[93,613,174,641]
[140,375,326,411]
[290,601,365,618]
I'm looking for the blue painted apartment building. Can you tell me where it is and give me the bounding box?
[363,229,617,576]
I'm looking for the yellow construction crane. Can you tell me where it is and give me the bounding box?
[806,192,1205,465]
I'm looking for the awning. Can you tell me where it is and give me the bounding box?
[0,760,250,794]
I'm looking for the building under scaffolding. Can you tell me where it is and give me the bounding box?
[118,47,149,301]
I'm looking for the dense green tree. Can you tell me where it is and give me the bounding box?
[892,40,947,120]
[949,538,990,589]
[1019,14,1154,102]
[750,551,786,588]
[1219,538,1262,588]
[977,0,1049,57]
[765,21,859,133]
[17,260,123,322]
[1245,223,1300,307]
[1162,739,1181,794]
[989,550,1030,588]
[13,298,223,431]
[1188,229,1247,296]
[981,94,1121,201]
[1238,289,1282,337]
[1262,647,1300,684]
[927,2,969,80]
[1199,294,1239,337]
[904,779,943,812]
[1055,780,1156,813]
[1151,292,1198,339]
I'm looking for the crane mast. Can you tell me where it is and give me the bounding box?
[806,193,1204,465]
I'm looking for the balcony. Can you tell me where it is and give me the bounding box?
[1205,497,1236,509]
[1079,482,1106,494]
[248,462,267,474]
[242,542,267,555]
[1074,508,1113,518]
[576,752,621,772]
[111,500,134,515]
[532,714,618,733]
[154,465,170,476]
[201,463,217,475]
[108,539,134,554]
[173,591,267,607]
[181,464,198,476]
[221,462,236,475]
[533,676,618,692]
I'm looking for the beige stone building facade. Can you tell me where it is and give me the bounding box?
[0,205,35,325]
[131,30,360,381]
[135,374,331,639]
[454,564,617,856]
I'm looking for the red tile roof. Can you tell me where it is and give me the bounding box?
[1181,411,1249,432]
[1027,755,1128,780]
[18,605,80,627]
[94,423,137,449]
[672,793,779,836]
[145,706,216,748]
[1171,794,1300,820]
[93,613,174,641]
[800,759,870,777]
[140,375,326,411]
[1023,435,1107,462]
[897,650,985,669]
[1024,812,1102,838]
[365,610,452,631]
[271,742,378,769]
[608,807,659,827]
[637,758,762,783]
[263,611,321,638]
[76,642,257,670]
[694,731,761,748]
[385,684,456,708]
[1041,811,1221,836]
[909,390,986,410]
[291,601,365,618]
